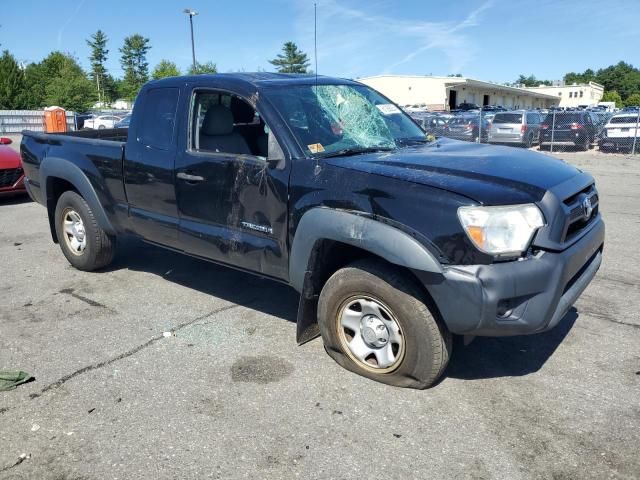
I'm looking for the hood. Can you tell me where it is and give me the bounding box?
[325,138,580,205]
[0,146,21,169]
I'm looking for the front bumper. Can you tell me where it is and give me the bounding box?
[0,173,26,197]
[426,217,604,336]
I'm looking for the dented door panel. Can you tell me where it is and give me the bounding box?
[176,151,290,279]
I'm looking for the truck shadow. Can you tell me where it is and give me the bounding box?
[445,309,578,380]
[0,194,32,206]
[108,237,299,324]
[108,237,577,382]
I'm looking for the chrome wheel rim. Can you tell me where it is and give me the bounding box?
[62,208,87,255]
[337,296,405,373]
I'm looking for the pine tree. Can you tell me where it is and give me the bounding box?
[0,50,25,109]
[119,34,150,100]
[269,42,310,74]
[87,30,109,104]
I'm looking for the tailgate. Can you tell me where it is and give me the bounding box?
[606,127,639,138]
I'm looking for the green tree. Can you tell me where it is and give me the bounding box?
[43,54,96,111]
[86,30,109,104]
[20,52,95,110]
[119,34,150,100]
[101,74,120,103]
[564,62,640,103]
[593,62,640,100]
[564,69,595,85]
[601,91,622,108]
[152,60,181,79]
[188,61,217,75]
[625,93,640,107]
[516,74,551,87]
[269,42,310,73]
[0,50,25,109]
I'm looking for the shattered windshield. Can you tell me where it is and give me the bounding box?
[264,83,427,157]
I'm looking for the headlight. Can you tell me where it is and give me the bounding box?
[457,204,545,257]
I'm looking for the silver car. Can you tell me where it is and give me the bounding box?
[488,110,542,148]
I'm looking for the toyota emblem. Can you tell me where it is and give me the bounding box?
[582,196,593,219]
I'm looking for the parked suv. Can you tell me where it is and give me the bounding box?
[488,110,541,148]
[539,112,601,150]
[444,114,490,142]
[599,113,640,152]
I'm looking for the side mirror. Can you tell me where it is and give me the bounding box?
[266,130,285,170]
[0,137,12,145]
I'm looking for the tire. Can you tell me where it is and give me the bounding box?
[98,125,106,130]
[317,259,452,389]
[523,132,534,148]
[578,136,589,151]
[54,191,115,271]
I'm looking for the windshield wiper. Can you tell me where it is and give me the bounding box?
[317,146,395,159]
[396,137,433,146]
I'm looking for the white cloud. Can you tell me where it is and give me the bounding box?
[290,0,493,77]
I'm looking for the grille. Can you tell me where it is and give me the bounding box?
[0,168,23,188]
[562,185,599,242]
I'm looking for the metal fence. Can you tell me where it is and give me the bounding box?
[412,107,640,155]
[0,110,76,134]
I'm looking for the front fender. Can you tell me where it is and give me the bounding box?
[290,208,443,344]
[289,208,443,292]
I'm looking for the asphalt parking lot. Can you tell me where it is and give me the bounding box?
[1,149,639,480]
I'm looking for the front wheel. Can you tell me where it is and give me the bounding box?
[54,191,116,271]
[317,259,452,389]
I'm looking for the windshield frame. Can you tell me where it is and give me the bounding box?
[260,81,428,159]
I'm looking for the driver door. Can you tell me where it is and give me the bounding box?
[175,88,291,280]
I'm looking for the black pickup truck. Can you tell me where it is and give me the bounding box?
[21,73,604,388]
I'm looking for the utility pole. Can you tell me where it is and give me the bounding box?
[184,9,198,73]
[633,107,640,155]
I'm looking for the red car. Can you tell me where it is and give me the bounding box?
[0,137,26,197]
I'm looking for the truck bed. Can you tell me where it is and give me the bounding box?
[20,128,129,209]
[45,127,129,143]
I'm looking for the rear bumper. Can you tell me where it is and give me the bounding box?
[488,132,525,143]
[599,138,635,148]
[540,132,587,146]
[426,217,605,336]
[540,140,580,147]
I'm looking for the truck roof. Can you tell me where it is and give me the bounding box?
[147,72,359,89]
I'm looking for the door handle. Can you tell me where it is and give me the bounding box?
[177,172,205,183]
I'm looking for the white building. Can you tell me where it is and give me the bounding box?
[523,82,604,108]
[112,99,133,110]
[359,75,559,111]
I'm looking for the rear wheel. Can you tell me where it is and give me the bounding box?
[317,259,452,389]
[578,135,590,151]
[98,125,106,130]
[54,191,115,271]
[523,132,534,148]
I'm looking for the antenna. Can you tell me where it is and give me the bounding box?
[314,2,318,87]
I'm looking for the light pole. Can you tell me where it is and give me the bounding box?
[184,9,198,73]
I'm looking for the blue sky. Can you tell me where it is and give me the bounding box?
[1,0,638,82]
